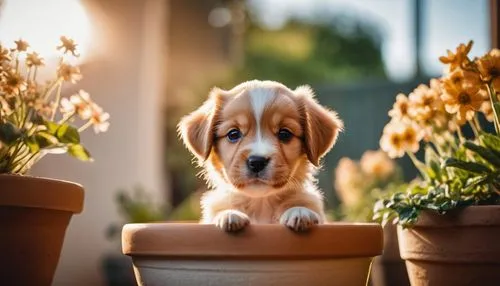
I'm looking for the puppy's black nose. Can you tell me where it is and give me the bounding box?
[247,156,270,173]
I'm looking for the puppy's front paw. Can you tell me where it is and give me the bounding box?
[279,207,320,232]
[214,210,250,232]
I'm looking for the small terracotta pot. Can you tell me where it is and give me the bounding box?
[398,206,500,286]
[370,223,410,286]
[0,174,84,286]
[122,222,383,286]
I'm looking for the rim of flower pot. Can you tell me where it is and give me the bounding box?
[0,174,84,213]
[122,222,383,259]
[408,205,500,228]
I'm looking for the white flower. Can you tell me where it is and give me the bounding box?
[90,103,110,133]
[60,90,93,120]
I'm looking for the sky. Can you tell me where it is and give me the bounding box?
[248,0,490,82]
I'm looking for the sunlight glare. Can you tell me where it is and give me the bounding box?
[0,0,92,61]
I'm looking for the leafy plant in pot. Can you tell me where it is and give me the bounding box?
[373,41,500,286]
[0,37,109,285]
[334,150,410,286]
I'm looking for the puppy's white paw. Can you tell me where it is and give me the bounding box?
[214,210,250,232]
[279,207,320,232]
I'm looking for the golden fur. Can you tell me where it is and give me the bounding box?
[178,80,343,231]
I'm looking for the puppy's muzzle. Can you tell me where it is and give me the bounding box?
[246,156,270,174]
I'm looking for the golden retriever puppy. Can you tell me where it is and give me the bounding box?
[178,80,343,232]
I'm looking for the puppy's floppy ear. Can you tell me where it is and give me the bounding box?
[178,88,223,163]
[295,85,344,166]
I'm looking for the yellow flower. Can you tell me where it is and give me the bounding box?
[388,93,411,120]
[442,68,482,94]
[408,83,443,121]
[334,158,364,207]
[60,90,93,120]
[441,81,485,124]
[439,40,473,71]
[480,100,495,122]
[1,69,27,95]
[0,44,11,63]
[13,39,29,52]
[90,103,110,133]
[25,52,44,67]
[477,49,500,92]
[57,63,82,83]
[360,150,395,180]
[57,36,79,57]
[380,121,421,158]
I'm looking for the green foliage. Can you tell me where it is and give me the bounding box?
[106,186,168,241]
[237,19,386,87]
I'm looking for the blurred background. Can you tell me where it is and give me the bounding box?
[0,0,495,285]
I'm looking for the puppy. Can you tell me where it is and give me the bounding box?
[178,80,343,232]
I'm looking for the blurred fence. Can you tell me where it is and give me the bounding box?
[313,78,429,208]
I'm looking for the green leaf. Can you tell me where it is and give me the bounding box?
[56,124,80,144]
[45,121,59,134]
[68,144,92,161]
[463,141,500,168]
[0,122,21,145]
[480,132,500,155]
[35,132,58,148]
[24,136,40,153]
[443,158,491,174]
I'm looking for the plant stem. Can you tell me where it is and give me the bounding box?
[406,151,427,179]
[486,83,500,134]
[50,82,63,121]
[473,114,483,132]
[43,79,61,101]
[78,120,93,132]
[468,120,480,138]
[457,126,466,143]
[13,152,39,174]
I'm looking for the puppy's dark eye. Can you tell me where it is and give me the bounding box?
[226,129,242,143]
[277,128,293,143]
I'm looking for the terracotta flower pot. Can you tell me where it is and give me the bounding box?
[398,206,500,286]
[369,223,410,286]
[0,174,84,286]
[122,222,382,286]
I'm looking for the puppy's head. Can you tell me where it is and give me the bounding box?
[178,80,343,196]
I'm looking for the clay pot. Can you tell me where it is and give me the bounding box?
[398,206,500,286]
[122,222,383,286]
[370,223,410,286]
[0,174,84,286]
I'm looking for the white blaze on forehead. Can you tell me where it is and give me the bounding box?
[249,88,275,156]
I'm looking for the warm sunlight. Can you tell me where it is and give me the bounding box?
[0,0,91,61]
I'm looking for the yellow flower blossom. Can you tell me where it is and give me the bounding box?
[1,69,27,95]
[408,83,443,121]
[439,41,473,71]
[25,52,44,67]
[380,121,421,158]
[360,149,395,180]
[388,93,411,120]
[13,39,29,52]
[477,48,500,92]
[57,36,79,57]
[441,83,484,124]
[57,63,82,83]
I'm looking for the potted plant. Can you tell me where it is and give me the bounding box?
[373,41,500,285]
[334,150,410,286]
[0,37,109,285]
